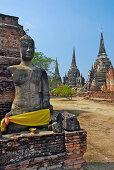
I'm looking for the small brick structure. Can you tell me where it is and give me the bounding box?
[0,130,87,169]
[0,14,25,119]
[64,131,87,169]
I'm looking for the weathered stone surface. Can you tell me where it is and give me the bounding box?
[48,113,63,133]
[49,112,80,133]
[7,35,50,116]
[62,112,80,131]
[52,122,62,133]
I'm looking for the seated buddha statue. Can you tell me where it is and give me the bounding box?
[5,34,50,133]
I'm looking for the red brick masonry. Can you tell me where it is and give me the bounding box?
[0,14,25,119]
[102,68,114,92]
[0,14,25,57]
[0,56,20,119]
[78,91,114,102]
[0,130,87,169]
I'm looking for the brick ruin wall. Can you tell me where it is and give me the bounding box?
[78,91,114,101]
[0,14,25,57]
[102,68,114,92]
[0,56,20,119]
[0,130,87,170]
[0,14,25,119]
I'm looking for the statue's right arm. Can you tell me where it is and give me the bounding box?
[7,66,20,84]
[8,66,27,85]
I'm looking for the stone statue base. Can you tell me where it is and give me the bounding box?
[5,122,29,134]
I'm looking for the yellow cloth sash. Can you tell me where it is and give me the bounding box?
[0,109,50,132]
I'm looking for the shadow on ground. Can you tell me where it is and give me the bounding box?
[86,162,114,170]
[53,110,89,117]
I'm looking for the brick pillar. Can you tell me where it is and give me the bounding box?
[64,130,87,169]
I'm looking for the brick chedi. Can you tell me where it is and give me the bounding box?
[63,48,85,88]
[83,31,113,91]
[0,13,25,119]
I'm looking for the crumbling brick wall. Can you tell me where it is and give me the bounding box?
[0,130,87,169]
[0,14,25,119]
[78,90,114,100]
[0,14,25,57]
[102,68,114,92]
[78,69,114,100]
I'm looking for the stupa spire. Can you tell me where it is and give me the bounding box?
[55,58,59,75]
[98,30,107,58]
[71,48,77,68]
[52,58,61,87]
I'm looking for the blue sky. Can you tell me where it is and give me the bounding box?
[0,0,114,80]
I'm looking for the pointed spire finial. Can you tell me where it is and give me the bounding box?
[98,30,107,58]
[71,48,77,68]
[53,57,62,85]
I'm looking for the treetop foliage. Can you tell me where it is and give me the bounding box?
[32,52,55,75]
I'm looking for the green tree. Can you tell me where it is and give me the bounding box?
[51,85,77,100]
[32,52,55,75]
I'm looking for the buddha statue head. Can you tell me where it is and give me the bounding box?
[19,34,35,62]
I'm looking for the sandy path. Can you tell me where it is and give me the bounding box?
[50,96,114,163]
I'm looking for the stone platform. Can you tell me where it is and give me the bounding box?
[0,130,87,170]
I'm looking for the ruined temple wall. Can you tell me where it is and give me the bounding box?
[0,130,87,170]
[102,68,114,92]
[0,56,21,119]
[0,14,25,119]
[0,14,25,57]
[78,90,114,100]
[0,14,19,26]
